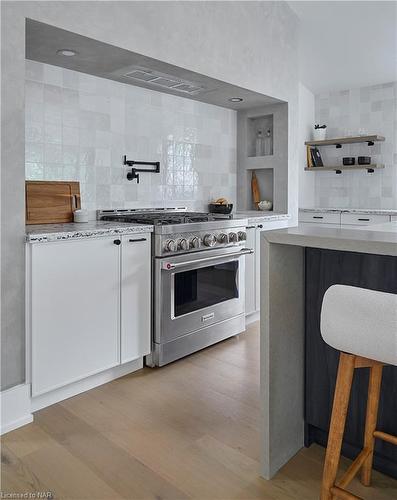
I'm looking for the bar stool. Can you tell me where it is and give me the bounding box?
[319,284,397,500]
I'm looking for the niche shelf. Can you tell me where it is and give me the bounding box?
[247,168,274,210]
[247,114,273,157]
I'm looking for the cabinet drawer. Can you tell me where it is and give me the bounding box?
[340,213,391,225]
[299,211,341,224]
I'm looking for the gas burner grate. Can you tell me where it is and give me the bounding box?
[101,211,215,226]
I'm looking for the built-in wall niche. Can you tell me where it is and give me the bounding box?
[247,168,274,211]
[247,114,274,157]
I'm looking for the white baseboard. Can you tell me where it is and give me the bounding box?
[1,358,144,434]
[31,357,143,412]
[0,384,33,435]
[246,311,260,325]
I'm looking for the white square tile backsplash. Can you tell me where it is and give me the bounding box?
[25,60,237,212]
[313,82,397,209]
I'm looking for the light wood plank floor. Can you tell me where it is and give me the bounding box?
[1,322,396,499]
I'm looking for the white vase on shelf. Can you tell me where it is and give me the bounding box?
[313,128,327,141]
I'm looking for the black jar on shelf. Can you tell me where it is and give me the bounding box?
[358,156,371,165]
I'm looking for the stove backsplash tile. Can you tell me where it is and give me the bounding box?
[25,60,237,212]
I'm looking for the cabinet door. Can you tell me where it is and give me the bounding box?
[31,237,120,396]
[245,227,256,315]
[121,234,151,363]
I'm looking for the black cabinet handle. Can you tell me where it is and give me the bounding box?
[246,225,256,229]
[257,224,263,229]
[113,239,121,245]
[313,216,324,219]
[358,218,370,222]
[129,238,147,243]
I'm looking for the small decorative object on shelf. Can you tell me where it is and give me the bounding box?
[264,129,273,156]
[358,156,371,165]
[258,200,273,211]
[255,129,264,157]
[343,157,355,166]
[310,147,324,167]
[313,124,327,141]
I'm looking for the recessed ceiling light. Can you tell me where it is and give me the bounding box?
[229,97,243,102]
[56,49,77,57]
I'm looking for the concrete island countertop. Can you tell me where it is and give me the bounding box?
[26,221,154,243]
[263,222,397,256]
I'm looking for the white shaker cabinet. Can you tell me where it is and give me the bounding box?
[28,232,152,398]
[121,234,151,363]
[30,237,121,396]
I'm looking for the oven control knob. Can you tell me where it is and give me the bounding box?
[203,234,216,247]
[228,232,238,243]
[164,239,177,252]
[238,231,247,241]
[217,233,228,244]
[178,238,189,251]
[190,236,201,249]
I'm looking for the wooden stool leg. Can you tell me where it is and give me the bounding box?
[321,353,356,500]
[361,363,383,486]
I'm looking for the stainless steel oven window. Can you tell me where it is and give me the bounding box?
[170,259,240,319]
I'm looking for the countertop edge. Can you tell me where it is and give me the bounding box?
[26,224,154,243]
[262,226,397,257]
[299,208,397,215]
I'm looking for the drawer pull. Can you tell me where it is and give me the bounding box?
[129,238,147,243]
[358,218,370,222]
[313,216,324,219]
[257,224,263,229]
[113,239,121,245]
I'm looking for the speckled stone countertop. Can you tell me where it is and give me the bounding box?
[236,212,290,223]
[213,212,291,223]
[26,221,153,243]
[299,208,397,215]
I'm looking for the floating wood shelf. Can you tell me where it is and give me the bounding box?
[305,135,385,147]
[304,164,384,173]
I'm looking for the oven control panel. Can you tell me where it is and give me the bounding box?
[156,228,247,256]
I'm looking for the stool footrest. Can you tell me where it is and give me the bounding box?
[330,486,363,500]
[374,431,397,446]
[337,448,371,489]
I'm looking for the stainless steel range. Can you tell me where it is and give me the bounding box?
[99,208,252,366]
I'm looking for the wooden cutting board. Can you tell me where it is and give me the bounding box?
[251,171,261,210]
[26,181,81,224]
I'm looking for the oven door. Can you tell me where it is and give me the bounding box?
[154,247,253,343]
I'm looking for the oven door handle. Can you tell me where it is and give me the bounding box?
[161,248,254,271]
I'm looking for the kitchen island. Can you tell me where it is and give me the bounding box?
[260,223,397,480]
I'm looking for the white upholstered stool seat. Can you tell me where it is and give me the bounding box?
[321,285,397,366]
[319,284,397,500]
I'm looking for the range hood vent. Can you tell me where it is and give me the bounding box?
[123,67,206,95]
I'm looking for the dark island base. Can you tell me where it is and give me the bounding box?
[304,247,397,480]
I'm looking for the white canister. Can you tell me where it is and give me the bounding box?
[313,128,327,141]
[73,209,89,223]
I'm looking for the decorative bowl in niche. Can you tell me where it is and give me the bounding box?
[258,200,273,211]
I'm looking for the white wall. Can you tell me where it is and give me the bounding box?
[25,61,237,213]
[298,83,315,208]
[299,81,397,209]
[1,0,299,390]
